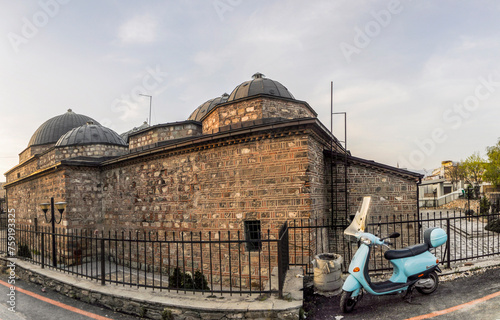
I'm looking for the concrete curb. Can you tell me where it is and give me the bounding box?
[440,257,500,277]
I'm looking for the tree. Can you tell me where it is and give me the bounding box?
[444,162,466,191]
[461,152,485,198]
[484,138,500,187]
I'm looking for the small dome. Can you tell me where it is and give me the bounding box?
[228,73,295,102]
[120,121,150,142]
[55,122,127,147]
[28,109,100,147]
[188,93,229,121]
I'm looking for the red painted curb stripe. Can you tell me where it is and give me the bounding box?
[0,279,113,320]
[405,290,500,320]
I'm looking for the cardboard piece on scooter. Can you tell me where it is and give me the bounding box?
[344,196,371,239]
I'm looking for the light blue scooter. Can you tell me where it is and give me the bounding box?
[340,196,447,313]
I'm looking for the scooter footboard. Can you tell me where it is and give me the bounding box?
[342,274,361,295]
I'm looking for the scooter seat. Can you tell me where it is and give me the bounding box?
[384,243,429,260]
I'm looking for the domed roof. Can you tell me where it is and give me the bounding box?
[228,73,295,102]
[120,121,150,142]
[188,93,229,121]
[55,122,127,147]
[28,109,100,147]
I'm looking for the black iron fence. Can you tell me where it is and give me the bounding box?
[1,210,499,296]
[289,211,500,274]
[0,219,289,298]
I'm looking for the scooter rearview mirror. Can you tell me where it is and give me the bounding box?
[389,232,400,239]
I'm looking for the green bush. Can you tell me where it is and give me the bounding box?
[17,244,32,259]
[480,197,491,215]
[193,270,209,290]
[485,219,500,233]
[168,267,209,290]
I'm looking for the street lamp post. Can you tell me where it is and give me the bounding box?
[332,111,348,220]
[433,189,437,208]
[40,198,67,267]
[139,94,152,125]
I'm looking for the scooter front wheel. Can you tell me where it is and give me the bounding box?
[416,271,439,295]
[340,290,358,313]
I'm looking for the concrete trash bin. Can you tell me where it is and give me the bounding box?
[312,253,343,295]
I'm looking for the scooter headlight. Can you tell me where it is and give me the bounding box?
[360,236,371,245]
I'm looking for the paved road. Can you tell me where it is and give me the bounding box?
[0,274,139,320]
[304,267,500,320]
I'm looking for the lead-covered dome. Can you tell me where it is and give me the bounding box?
[228,73,295,102]
[28,109,100,147]
[188,93,229,121]
[55,122,127,147]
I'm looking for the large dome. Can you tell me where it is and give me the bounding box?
[188,93,229,121]
[55,122,127,147]
[228,73,295,102]
[28,109,100,147]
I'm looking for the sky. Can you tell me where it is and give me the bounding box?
[2,0,500,181]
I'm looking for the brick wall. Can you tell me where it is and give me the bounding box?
[346,163,420,245]
[202,97,315,134]
[129,122,202,150]
[98,127,321,287]
[5,170,67,225]
[55,144,128,161]
[64,166,103,229]
[18,144,54,164]
[101,129,316,235]
[348,165,418,218]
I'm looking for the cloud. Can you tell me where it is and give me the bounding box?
[117,14,158,44]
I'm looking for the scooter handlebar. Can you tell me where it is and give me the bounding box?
[357,232,393,247]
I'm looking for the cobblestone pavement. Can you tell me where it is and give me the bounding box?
[420,210,499,264]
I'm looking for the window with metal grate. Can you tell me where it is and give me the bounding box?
[244,220,262,251]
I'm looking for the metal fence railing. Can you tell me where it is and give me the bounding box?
[2,210,499,294]
[289,211,500,274]
[0,218,289,298]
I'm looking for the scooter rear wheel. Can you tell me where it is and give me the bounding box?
[416,271,439,294]
[340,290,358,313]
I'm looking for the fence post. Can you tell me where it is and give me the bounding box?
[100,238,105,285]
[446,218,451,269]
[41,231,45,269]
[277,237,283,299]
[277,222,289,299]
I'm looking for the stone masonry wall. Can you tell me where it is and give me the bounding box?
[55,144,128,161]
[261,99,315,120]
[6,144,126,185]
[129,122,202,150]
[5,170,67,224]
[5,158,39,184]
[6,148,56,184]
[18,144,54,164]
[103,130,313,233]
[99,128,317,287]
[348,165,418,218]
[202,97,315,134]
[64,166,103,229]
[347,164,419,245]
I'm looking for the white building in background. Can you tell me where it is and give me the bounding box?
[419,161,465,208]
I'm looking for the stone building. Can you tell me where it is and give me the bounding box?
[0,182,5,213]
[3,73,422,283]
